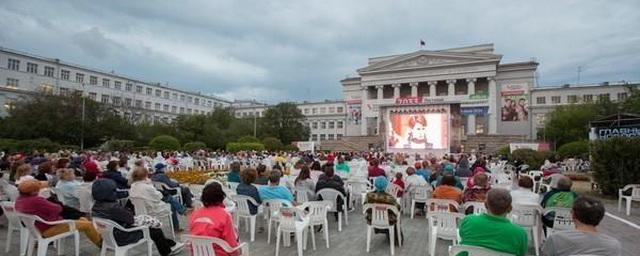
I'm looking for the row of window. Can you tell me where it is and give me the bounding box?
[6,58,223,108]
[302,106,344,115]
[308,121,344,129]
[310,134,343,141]
[535,93,627,105]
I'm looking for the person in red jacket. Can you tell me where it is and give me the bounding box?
[368,159,386,178]
[14,179,102,247]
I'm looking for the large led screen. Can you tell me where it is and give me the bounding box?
[387,113,449,150]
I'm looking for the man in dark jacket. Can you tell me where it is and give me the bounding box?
[92,179,183,256]
[102,160,129,198]
[316,165,350,216]
[151,163,194,208]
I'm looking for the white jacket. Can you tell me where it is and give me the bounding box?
[130,180,170,218]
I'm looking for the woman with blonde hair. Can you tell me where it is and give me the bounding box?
[129,166,185,231]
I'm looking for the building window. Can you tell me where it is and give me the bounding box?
[320,122,326,129]
[60,69,70,80]
[88,92,97,100]
[112,96,121,105]
[114,81,122,90]
[173,93,178,100]
[312,108,317,114]
[44,66,55,77]
[180,107,185,113]
[583,94,593,102]
[180,95,185,101]
[76,73,84,83]
[598,93,610,102]
[59,87,70,96]
[90,76,98,85]
[163,104,169,112]
[187,108,192,114]
[102,78,110,88]
[41,84,54,94]
[551,96,561,104]
[155,89,161,97]
[154,103,161,110]
[164,91,170,99]
[312,122,318,129]
[304,108,309,114]
[567,95,578,104]
[125,83,132,91]
[101,95,110,103]
[337,121,343,129]
[171,106,177,113]
[328,134,335,140]
[329,107,335,113]
[337,107,344,113]
[7,59,20,70]
[27,63,38,74]
[145,101,151,109]
[135,100,142,108]
[320,134,326,141]
[311,134,318,141]
[618,92,628,101]
[6,78,19,88]
[136,85,143,93]
[187,96,193,103]
[320,107,326,114]
[125,98,132,107]
[536,97,546,104]
[337,134,343,140]
[146,88,152,95]
[328,121,335,129]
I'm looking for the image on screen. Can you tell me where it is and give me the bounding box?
[387,113,448,150]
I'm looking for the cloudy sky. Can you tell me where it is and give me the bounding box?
[1,0,639,103]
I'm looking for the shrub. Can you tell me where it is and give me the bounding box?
[262,137,284,151]
[237,136,260,143]
[13,138,60,153]
[0,139,17,152]
[101,140,135,152]
[282,144,299,152]
[148,135,181,151]
[497,146,511,158]
[591,137,640,195]
[557,140,589,159]
[183,141,207,152]
[510,148,545,170]
[226,142,265,153]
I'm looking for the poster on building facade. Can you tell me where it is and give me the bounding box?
[346,100,362,124]
[501,84,528,122]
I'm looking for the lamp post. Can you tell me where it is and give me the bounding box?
[80,83,86,150]
[253,106,257,137]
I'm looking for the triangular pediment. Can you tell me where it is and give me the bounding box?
[358,50,501,73]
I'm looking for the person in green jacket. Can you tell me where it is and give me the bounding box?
[459,188,528,256]
[334,156,350,174]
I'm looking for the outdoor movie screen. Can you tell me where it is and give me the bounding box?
[387,113,449,150]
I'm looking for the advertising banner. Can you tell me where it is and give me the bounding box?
[596,126,640,139]
[460,106,489,116]
[346,100,362,125]
[501,84,528,122]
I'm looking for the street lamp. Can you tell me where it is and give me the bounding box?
[80,83,86,150]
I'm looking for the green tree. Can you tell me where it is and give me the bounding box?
[262,102,309,144]
[262,137,284,151]
[541,101,618,149]
[148,135,181,151]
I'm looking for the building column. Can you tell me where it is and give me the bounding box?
[467,114,476,135]
[467,78,476,96]
[361,86,368,100]
[488,77,498,134]
[410,82,419,97]
[376,85,384,99]
[428,81,437,97]
[392,84,401,99]
[447,79,456,96]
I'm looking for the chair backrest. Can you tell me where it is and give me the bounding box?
[449,245,514,256]
[428,211,464,239]
[301,201,331,224]
[412,185,432,201]
[363,203,400,228]
[77,185,94,214]
[528,171,543,178]
[631,186,640,199]
[294,188,309,204]
[92,217,124,249]
[2,183,19,201]
[129,197,148,215]
[278,207,306,232]
[426,199,460,213]
[0,201,21,229]
[263,199,293,218]
[229,195,258,216]
[544,207,574,231]
[15,213,45,240]
[227,182,239,192]
[511,204,543,227]
[386,183,403,198]
[316,188,346,213]
[182,234,245,256]
[463,202,487,215]
[347,180,369,195]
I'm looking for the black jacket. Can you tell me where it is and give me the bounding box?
[92,179,143,246]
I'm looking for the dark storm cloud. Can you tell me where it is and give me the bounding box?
[1,0,639,103]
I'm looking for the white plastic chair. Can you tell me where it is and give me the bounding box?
[448,245,514,256]
[227,182,240,193]
[16,213,80,256]
[229,195,261,242]
[294,188,309,204]
[316,188,349,232]
[346,180,369,209]
[463,202,487,215]
[618,184,640,216]
[543,207,574,237]
[181,234,248,256]
[129,197,176,240]
[427,211,464,256]
[363,203,402,255]
[264,199,293,244]
[76,185,94,214]
[301,201,331,250]
[0,202,28,255]
[154,182,183,205]
[275,207,310,256]
[410,185,432,219]
[92,217,153,256]
[425,199,460,216]
[511,204,543,256]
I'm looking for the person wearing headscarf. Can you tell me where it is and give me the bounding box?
[435,164,464,189]
[364,176,402,245]
[92,179,183,256]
